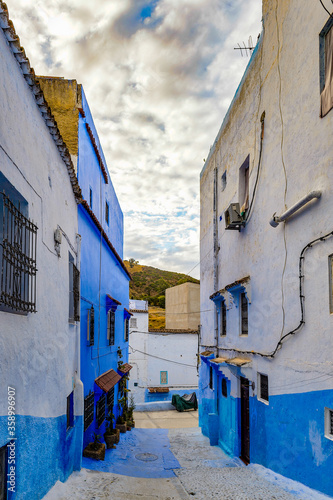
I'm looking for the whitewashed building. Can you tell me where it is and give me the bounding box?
[0,4,83,499]
[128,300,198,408]
[199,0,333,496]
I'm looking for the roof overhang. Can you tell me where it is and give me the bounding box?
[95,369,121,393]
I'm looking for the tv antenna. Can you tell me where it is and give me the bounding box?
[234,36,255,57]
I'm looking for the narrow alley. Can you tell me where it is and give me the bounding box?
[43,411,330,500]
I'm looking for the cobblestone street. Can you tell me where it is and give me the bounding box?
[44,411,331,500]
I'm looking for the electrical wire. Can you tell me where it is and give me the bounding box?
[217,229,333,358]
[129,345,197,368]
[319,0,333,17]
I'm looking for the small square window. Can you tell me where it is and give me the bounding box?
[258,373,269,404]
[67,391,74,429]
[160,371,168,384]
[105,201,109,225]
[325,407,333,440]
[130,317,137,329]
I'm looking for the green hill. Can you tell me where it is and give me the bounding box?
[124,260,199,307]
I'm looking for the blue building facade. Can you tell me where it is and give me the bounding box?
[38,78,131,451]
[199,1,333,497]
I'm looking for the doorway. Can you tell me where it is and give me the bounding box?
[240,377,250,464]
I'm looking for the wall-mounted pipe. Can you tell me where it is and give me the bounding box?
[269,191,322,228]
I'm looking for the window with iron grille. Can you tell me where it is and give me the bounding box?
[160,371,168,384]
[67,391,74,429]
[222,378,227,398]
[107,387,114,413]
[125,318,129,342]
[87,306,95,346]
[69,252,80,322]
[258,373,269,403]
[240,292,248,336]
[209,366,213,390]
[96,394,106,428]
[84,392,94,431]
[107,310,115,345]
[220,300,227,336]
[325,407,333,440]
[0,191,37,313]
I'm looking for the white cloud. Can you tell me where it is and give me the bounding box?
[6,0,262,279]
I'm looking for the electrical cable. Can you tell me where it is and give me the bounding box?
[274,0,289,346]
[217,229,333,359]
[129,345,197,368]
[319,0,333,17]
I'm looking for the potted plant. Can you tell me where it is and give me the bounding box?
[104,412,120,448]
[127,394,136,429]
[116,395,128,432]
[83,433,105,461]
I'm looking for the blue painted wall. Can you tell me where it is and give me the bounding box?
[199,359,333,497]
[0,415,82,500]
[250,389,333,497]
[77,89,130,450]
[144,388,199,403]
[78,88,124,259]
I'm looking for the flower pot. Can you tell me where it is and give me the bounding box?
[116,422,127,433]
[104,433,117,449]
[83,443,105,461]
[114,428,120,443]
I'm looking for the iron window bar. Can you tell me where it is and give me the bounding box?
[107,387,114,412]
[0,192,37,313]
[96,394,106,428]
[87,306,95,346]
[107,310,115,345]
[84,391,94,431]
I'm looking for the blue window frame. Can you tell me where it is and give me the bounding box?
[67,391,74,429]
[160,371,168,384]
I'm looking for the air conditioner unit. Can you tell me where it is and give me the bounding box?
[224,203,244,230]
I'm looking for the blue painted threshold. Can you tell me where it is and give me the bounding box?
[82,428,181,478]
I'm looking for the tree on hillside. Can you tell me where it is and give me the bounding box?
[128,258,139,268]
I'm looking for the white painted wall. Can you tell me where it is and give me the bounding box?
[200,0,333,399]
[0,27,81,420]
[128,300,199,403]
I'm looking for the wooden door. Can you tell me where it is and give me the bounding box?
[240,377,250,464]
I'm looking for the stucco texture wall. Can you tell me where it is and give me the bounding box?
[199,0,333,496]
[0,26,82,500]
[165,282,200,330]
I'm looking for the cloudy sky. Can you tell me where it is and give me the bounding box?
[7,0,262,278]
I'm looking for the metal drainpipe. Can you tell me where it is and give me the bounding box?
[213,164,219,351]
